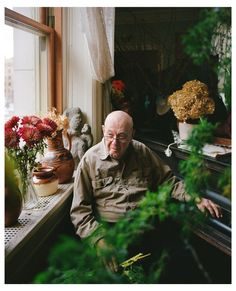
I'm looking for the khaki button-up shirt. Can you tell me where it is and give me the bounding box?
[70,139,188,244]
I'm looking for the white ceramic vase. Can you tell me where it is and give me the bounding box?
[178,122,197,141]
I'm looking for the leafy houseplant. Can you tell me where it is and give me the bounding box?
[34,181,204,284]
[179,118,216,200]
[180,8,231,199]
[182,8,231,110]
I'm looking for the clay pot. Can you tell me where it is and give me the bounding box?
[32,166,59,196]
[5,185,22,227]
[42,130,75,183]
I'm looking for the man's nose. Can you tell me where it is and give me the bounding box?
[111,137,118,144]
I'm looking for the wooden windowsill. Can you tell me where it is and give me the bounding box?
[5,182,74,283]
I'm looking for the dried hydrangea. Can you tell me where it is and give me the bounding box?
[168,80,215,122]
[46,107,69,134]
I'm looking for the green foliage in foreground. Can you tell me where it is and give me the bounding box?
[34,182,201,284]
[180,118,216,200]
[180,118,231,201]
[217,166,231,199]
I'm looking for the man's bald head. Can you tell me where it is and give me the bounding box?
[104,110,133,132]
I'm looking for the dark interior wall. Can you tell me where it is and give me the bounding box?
[113,7,222,133]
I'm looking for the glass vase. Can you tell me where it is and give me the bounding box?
[23,172,39,210]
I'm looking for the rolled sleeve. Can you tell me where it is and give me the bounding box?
[147,148,190,202]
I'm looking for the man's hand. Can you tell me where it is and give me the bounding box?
[96,238,119,272]
[196,198,222,218]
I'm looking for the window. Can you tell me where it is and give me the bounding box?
[4,7,55,120]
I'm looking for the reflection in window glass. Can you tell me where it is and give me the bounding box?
[4,25,14,120]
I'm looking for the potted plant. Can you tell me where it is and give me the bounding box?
[168,79,215,140]
[5,115,58,208]
[110,80,132,115]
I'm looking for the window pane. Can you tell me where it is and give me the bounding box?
[4,25,14,120]
[4,24,48,120]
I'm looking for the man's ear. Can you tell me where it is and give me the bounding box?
[102,125,105,134]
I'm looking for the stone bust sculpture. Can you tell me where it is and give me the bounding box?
[63,107,93,168]
[80,123,93,149]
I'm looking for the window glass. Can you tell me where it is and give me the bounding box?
[6,6,39,21]
[4,8,48,120]
[4,25,14,120]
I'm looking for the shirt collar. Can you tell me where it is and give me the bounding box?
[100,138,110,160]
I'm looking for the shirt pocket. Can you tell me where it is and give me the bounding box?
[136,167,152,186]
[128,167,151,187]
[92,176,113,190]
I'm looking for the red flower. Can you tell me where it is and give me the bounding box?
[37,123,56,137]
[5,116,20,130]
[42,118,58,132]
[5,128,20,148]
[112,80,125,92]
[19,125,42,147]
[21,115,42,126]
[5,114,59,191]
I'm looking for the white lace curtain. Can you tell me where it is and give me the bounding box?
[79,7,115,83]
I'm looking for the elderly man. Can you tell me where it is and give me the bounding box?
[70,110,221,272]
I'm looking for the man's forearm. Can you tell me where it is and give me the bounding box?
[169,177,191,202]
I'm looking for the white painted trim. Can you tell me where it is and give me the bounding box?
[62,7,107,144]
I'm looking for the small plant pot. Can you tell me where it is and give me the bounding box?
[178,122,197,141]
[32,166,59,196]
